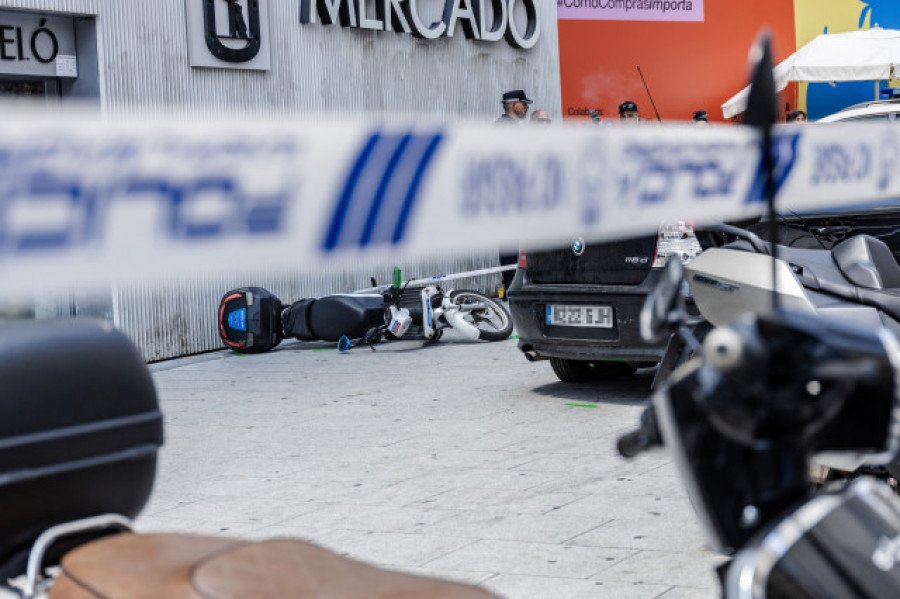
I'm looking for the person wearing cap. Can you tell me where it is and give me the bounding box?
[692,110,709,124]
[495,89,532,296]
[496,89,532,124]
[618,101,640,122]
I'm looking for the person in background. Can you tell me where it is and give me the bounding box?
[495,90,533,295]
[692,110,710,124]
[618,101,640,121]
[530,109,551,124]
[786,109,807,123]
[496,90,532,124]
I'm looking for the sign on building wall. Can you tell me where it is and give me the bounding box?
[300,0,541,49]
[557,0,704,22]
[185,0,272,71]
[0,11,78,78]
[557,0,794,122]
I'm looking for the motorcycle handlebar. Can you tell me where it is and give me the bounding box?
[695,222,770,254]
[617,406,663,458]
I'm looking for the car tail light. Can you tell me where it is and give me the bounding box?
[652,220,702,268]
[517,246,527,268]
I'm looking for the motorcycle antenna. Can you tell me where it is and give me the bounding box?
[636,66,662,122]
[742,31,780,312]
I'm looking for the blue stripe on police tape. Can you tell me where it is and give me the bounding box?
[745,131,801,204]
[360,133,413,246]
[392,134,443,244]
[323,134,380,251]
[323,131,444,251]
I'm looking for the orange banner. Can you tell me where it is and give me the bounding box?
[558,0,796,122]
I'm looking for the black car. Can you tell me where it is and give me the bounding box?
[507,222,700,383]
[507,208,900,383]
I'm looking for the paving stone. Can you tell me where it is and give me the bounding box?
[654,586,720,599]
[415,511,609,545]
[598,549,725,589]
[259,501,464,534]
[410,487,587,515]
[424,539,638,578]
[316,530,481,568]
[482,575,671,599]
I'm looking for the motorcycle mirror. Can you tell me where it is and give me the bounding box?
[392,266,402,289]
[640,259,686,343]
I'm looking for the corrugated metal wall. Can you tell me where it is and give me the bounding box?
[0,0,560,360]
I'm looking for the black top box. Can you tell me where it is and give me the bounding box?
[0,319,163,578]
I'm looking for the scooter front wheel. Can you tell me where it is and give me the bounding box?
[448,290,514,341]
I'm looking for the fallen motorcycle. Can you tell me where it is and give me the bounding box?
[217,268,513,353]
[620,258,900,597]
[0,319,497,599]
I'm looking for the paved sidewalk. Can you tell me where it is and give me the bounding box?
[139,332,724,599]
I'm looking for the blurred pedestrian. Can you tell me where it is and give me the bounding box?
[618,100,640,122]
[496,90,532,124]
[786,109,807,123]
[692,110,709,124]
[531,109,551,124]
[495,90,532,295]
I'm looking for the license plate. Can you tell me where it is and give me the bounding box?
[546,304,613,328]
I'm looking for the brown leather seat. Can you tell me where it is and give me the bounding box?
[49,533,498,599]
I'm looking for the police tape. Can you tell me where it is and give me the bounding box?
[1,107,899,293]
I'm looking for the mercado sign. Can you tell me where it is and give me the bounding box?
[300,0,541,49]
[557,0,704,22]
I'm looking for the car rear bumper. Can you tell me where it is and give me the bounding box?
[508,268,671,363]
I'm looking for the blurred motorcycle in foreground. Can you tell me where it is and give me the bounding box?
[619,259,900,597]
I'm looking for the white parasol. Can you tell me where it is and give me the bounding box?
[722,27,900,118]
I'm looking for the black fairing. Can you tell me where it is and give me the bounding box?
[0,320,163,579]
[306,295,387,342]
[659,311,895,552]
[660,373,811,553]
[730,478,900,598]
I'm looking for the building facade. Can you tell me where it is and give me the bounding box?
[0,0,561,360]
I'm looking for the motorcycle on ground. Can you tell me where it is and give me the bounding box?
[0,319,497,599]
[217,268,513,354]
[619,258,900,597]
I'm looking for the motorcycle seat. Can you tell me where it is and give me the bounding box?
[854,287,900,324]
[832,235,900,290]
[49,532,497,599]
[282,298,317,341]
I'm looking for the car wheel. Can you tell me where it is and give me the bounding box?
[549,358,637,382]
